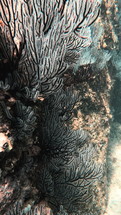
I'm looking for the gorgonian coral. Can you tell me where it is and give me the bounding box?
[0,0,100,100]
[0,0,102,214]
[35,89,103,213]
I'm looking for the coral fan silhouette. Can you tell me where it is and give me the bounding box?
[0,0,101,214]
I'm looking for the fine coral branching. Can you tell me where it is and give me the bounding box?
[0,0,100,100]
[34,89,103,213]
[0,0,102,214]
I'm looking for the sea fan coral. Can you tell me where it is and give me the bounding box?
[0,0,100,100]
[0,0,101,214]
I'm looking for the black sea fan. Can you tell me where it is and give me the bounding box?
[37,142,103,213]
[10,101,36,140]
[0,0,101,214]
[36,89,103,213]
[39,88,87,158]
[0,100,36,140]
[0,0,100,101]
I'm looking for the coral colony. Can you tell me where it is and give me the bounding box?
[0,0,102,214]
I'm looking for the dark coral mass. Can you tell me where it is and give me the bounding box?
[0,0,101,214]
